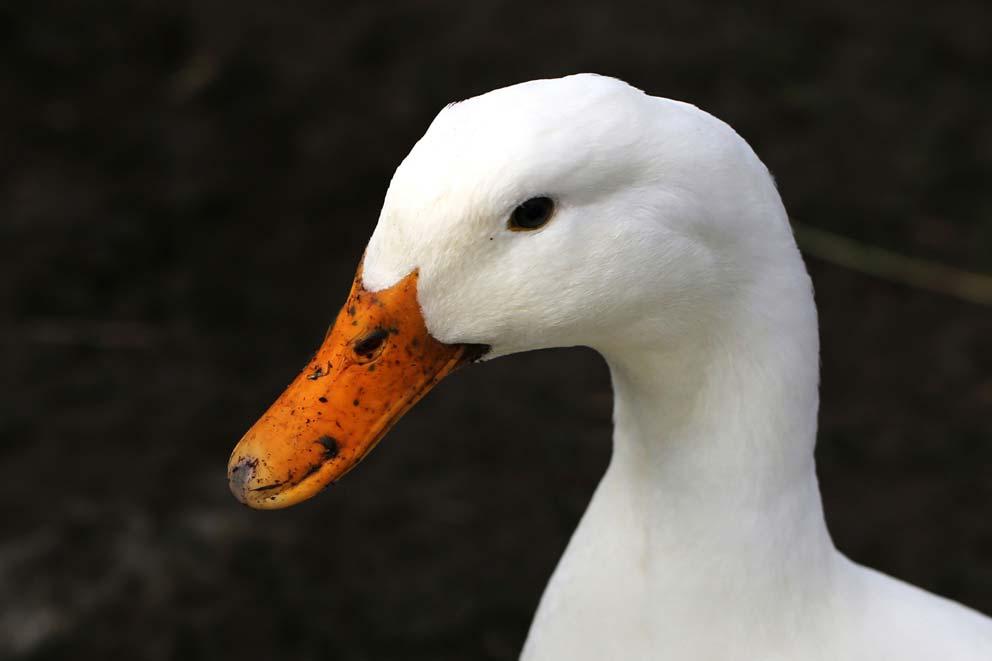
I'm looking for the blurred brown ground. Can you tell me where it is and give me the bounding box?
[1,1,990,659]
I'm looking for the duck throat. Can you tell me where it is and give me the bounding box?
[603,324,823,525]
[603,245,826,524]
[601,264,834,567]
[524,263,837,657]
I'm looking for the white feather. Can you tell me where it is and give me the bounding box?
[363,74,992,660]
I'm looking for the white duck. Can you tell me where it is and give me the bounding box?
[228,74,992,660]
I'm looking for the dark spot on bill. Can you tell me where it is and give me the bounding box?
[317,435,339,459]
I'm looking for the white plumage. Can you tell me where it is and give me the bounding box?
[362,74,992,660]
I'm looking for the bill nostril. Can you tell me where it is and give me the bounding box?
[353,327,389,362]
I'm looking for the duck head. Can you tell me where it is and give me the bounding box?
[228,73,800,509]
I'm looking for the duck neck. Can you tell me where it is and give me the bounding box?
[591,266,836,601]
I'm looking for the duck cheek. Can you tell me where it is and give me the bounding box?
[227,264,489,510]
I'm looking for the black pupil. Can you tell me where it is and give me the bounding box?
[510,196,553,230]
[354,328,388,358]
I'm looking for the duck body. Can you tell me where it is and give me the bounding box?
[524,444,992,661]
[228,74,992,659]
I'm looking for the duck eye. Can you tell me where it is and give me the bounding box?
[508,196,554,231]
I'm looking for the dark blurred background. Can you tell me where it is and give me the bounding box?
[2,1,990,659]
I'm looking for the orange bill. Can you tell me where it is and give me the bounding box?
[227,264,488,509]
